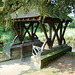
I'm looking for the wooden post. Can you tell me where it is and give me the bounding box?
[59,22,63,45]
[20,43,24,61]
[20,23,23,43]
[31,22,34,41]
[39,21,51,48]
[48,22,52,48]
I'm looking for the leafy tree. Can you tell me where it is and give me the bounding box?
[68,17,75,28]
[0,0,75,27]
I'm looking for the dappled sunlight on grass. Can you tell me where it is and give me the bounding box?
[23,55,75,75]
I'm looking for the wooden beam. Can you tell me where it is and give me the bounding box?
[52,23,60,45]
[39,21,48,40]
[22,23,32,40]
[13,35,18,43]
[31,22,34,41]
[23,24,32,40]
[62,21,69,37]
[51,23,60,46]
[13,24,22,42]
[20,23,23,42]
[48,22,52,48]
[59,22,63,45]
[61,21,69,44]
[39,21,52,48]
[33,22,39,37]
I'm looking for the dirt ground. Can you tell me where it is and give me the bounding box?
[0,52,75,75]
[0,48,75,75]
[23,54,75,75]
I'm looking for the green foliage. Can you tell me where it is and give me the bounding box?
[0,0,74,29]
[0,0,75,51]
[0,26,14,51]
[68,17,75,28]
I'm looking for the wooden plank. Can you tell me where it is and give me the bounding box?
[11,16,40,21]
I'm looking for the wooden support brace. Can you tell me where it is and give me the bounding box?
[20,43,24,61]
[33,22,39,37]
[22,23,31,40]
[20,23,23,42]
[31,22,34,41]
[51,23,60,46]
[39,21,51,48]
[52,23,60,45]
[13,35,18,43]
[23,24,32,40]
[61,21,69,44]
[39,21,48,40]
[13,24,22,42]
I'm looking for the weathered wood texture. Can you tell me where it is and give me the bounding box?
[6,40,43,59]
[12,16,71,49]
[41,45,72,68]
[13,22,39,45]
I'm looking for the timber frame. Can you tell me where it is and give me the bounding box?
[12,16,71,48]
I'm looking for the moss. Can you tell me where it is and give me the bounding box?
[41,46,71,68]
[66,51,75,56]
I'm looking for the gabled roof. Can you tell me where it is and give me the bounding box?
[11,6,71,22]
[11,7,40,19]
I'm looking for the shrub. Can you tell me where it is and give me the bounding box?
[68,17,75,28]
